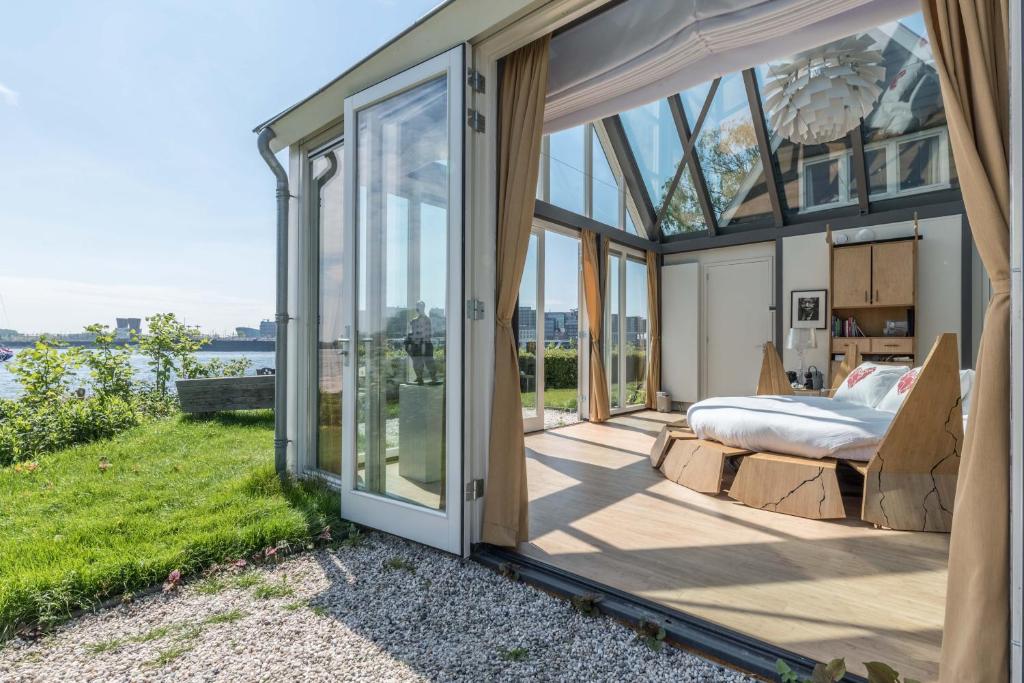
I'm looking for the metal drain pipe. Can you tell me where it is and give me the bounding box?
[257,127,290,479]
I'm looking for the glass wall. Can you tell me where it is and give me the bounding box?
[624,256,648,406]
[315,148,343,476]
[354,74,448,511]
[544,230,580,425]
[539,122,641,235]
[605,247,649,411]
[518,233,540,420]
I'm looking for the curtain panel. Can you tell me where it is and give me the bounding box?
[921,1,1011,681]
[582,231,611,422]
[481,36,551,547]
[644,250,661,410]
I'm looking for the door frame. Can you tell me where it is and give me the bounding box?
[338,45,464,554]
[605,241,649,415]
[700,255,775,399]
[520,220,586,433]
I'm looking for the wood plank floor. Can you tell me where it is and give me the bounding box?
[520,411,948,682]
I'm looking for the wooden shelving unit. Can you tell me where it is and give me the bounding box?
[827,224,919,381]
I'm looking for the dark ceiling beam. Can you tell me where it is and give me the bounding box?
[667,94,718,237]
[658,78,720,236]
[742,68,785,228]
[601,114,657,238]
[849,124,871,214]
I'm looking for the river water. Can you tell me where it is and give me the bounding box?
[0,350,276,400]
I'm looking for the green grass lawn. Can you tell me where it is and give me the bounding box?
[520,387,579,412]
[0,411,341,638]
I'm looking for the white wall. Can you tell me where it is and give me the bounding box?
[779,214,966,372]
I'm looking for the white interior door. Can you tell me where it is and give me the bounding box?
[340,46,463,553]
[703,257,774,398]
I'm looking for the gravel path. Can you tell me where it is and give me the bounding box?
[0,532,755,682]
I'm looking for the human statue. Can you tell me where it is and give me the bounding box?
[404,301,437,385]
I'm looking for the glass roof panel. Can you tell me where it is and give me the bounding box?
[660,164,707,236]
[548,126,586,215]
[591,125,622,228]
[681,73,771,227]
[619,99,681,211]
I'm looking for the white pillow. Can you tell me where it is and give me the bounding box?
[833,362,908,408]
[876,367,976,415]
[875,367,921,413]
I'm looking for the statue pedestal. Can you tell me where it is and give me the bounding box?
[398,382,444,483]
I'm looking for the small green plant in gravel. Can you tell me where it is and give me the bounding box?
[637,618,666,651]
[497,562,520,581]
[571,592,603,617]
[203,610,246,625]
[341,522,364,547]
[147,643,194,668]
[309,605,328,617]
[499,647,529,662]
[383,557,416,572]
[195,576,230,595]
[776,658,920,683]
[232,573,263,590]
[252,577,294,600]
[282,600,307,612]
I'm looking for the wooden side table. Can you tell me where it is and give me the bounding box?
[792,387,826,396]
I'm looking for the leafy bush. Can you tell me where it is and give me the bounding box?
[518,346,648,392]
[137,313,207,395]
[0,313,238,466]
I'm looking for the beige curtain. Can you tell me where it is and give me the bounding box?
[644,250,661,409]
[922,2,1011,681]
[582,231,611,422]
[481,36,551,548]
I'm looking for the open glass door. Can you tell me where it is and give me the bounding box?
[340,47,463,553]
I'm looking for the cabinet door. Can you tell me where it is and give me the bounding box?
[832,245,872,307]
[872,241,915,306]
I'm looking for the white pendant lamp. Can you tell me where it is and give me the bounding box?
[762,34,885,146]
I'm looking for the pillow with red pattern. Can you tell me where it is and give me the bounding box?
[833,362,909,408]
[875,367,922,413]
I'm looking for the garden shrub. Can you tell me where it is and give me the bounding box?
[0,312,245,466]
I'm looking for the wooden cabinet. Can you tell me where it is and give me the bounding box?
[871,241,915,306]
[870,337,914,355]
[832,245,872,307]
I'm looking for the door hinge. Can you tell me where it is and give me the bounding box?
[465,298,485,320]
[467,109,485,133]
[467,67,485,93]
[465,478,484,502]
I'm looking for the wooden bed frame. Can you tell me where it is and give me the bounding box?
[653,335,963,532]
[730,333,963,532]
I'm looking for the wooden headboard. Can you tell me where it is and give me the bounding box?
[756,342,794,396]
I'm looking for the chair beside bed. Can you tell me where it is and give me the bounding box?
[653,334,963,532]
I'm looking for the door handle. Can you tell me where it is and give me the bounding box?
[335,325,352,365]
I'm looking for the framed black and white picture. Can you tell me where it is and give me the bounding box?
[791,289,827,329]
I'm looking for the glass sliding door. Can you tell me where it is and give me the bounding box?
[519,225,582,433]
[340,47,463,554]
[606,244,649,412]
[313,145,344,475]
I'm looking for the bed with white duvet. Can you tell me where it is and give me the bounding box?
[686,395,894,462]
[686,365,975,463]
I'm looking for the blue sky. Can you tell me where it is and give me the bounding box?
[0,0,438,335]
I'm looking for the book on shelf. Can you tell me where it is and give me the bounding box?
[831,314,865,338]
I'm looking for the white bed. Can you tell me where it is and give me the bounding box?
[686,395,895,462]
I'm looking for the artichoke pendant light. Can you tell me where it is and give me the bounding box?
[762,35,885,145]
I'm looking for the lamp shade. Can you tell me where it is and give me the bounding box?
[762,34,885,145]
[786,327,817,351]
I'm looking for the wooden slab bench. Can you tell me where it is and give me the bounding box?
[660,439,751,494]
[176,375,275,413]
[729,453,846,519]
[649,419,694,468]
